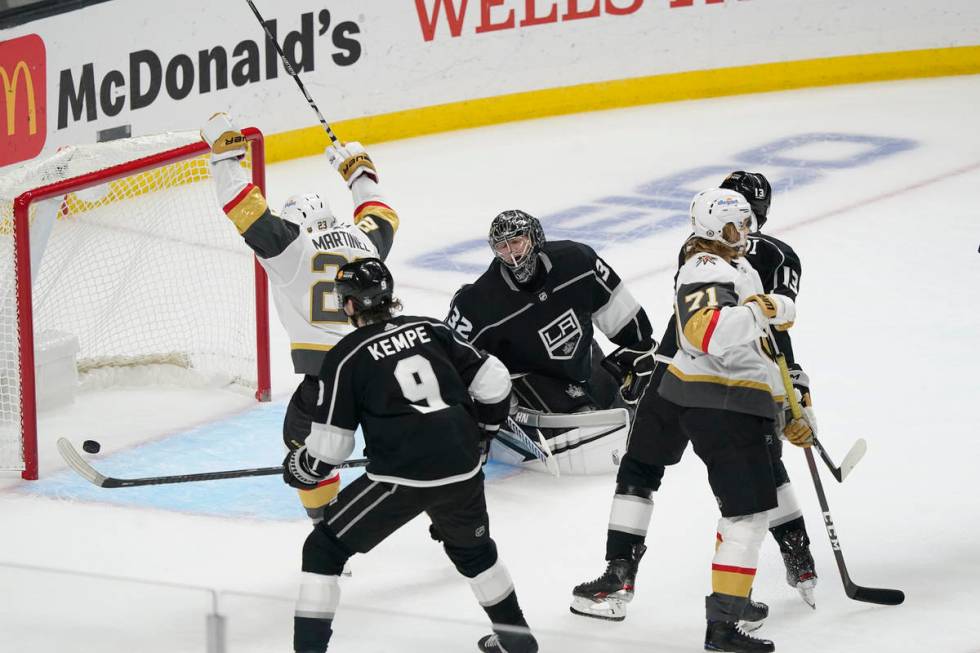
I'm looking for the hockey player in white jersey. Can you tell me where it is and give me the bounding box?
[201,113,399,521]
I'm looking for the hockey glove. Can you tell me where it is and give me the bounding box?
[602,345,657,405]
[282,446,335,490]
[477,422,501,465]
[326,142,377,187]
[201,113,248,162]
[744,293,796,329]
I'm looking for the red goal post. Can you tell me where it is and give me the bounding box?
[3,128,272,480]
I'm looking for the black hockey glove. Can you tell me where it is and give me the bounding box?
[602,345,657,405]
[282,446,335,490]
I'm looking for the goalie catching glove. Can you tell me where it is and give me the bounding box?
[326,142,377,187]
[744,293,796,330]
[201,112,248,161]
[283,446,335,490]
[602,345,657,404]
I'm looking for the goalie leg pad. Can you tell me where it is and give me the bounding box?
[548,423,629,475]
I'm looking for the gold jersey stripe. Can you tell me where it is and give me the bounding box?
[667,364,774,394]
[291,342,335,351]
[225,185,268,234]
[355,203,400,233]
[682,307,718,352]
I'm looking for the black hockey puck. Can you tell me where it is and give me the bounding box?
[82,440,101,454]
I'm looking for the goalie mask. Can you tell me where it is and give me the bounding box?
[690,188,753,252]
[720,171,771,228]
[281,193,336,235]
[488,209,545,284]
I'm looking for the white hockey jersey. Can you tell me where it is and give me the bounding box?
[211,158,399,375]
[658,252,784,419]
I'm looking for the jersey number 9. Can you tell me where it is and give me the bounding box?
[394,355,450,414]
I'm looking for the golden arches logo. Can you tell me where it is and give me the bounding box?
[1,60,37,136]
[0,33,46,166]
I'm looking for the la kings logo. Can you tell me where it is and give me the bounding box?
[538,309,582,360]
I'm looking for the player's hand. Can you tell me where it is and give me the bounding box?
[783,417,813,447]
[282,446,335,490]
[325,141,377,187]
[603,345,657,405]
[201,112,247,161]
[744,293,795,329]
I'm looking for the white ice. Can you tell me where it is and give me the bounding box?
[2,75,979,652]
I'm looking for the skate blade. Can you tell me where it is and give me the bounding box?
[796,580,816,609]
[569,596,627,621]
[738,618,764,633]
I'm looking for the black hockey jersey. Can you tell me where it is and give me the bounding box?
[306,316,511,487]
[447,240,654,383]
[655,233,803,365]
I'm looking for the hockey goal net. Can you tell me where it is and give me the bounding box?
[0,128,271,480]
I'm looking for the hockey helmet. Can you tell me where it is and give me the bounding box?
[335,258,394,313]
[690,188,753,251]
[720,171,771,228]
[488,209,546,284]
[281,193,336,235]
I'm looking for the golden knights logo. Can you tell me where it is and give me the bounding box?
[538,309,582,360]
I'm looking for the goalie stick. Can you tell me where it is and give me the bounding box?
[56,438,366,489]
[244,0,341,146]
[497,418,560,478]
[765,329,905,605]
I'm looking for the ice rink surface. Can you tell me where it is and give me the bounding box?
[2,75,979,652]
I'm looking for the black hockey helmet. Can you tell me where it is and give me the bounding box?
[334,258,394,313]
[488,209,546,284]
[720,171,772,228]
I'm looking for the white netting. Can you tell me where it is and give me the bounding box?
[0,131,262,472]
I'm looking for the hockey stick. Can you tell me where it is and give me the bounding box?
[497,418,560,478]
[511,407,629,430]
[763,330,905,605]
[244,0,341,145]
[764,331,866,483]
[57,438,366,489]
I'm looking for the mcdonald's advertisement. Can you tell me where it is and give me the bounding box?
[1,0,978,169]
[0,33,46,167]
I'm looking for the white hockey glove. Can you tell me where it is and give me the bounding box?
[282,446,335,490]
[744,293,796,330]
[602,345,657,405]
[201,112,248,162]
[325,141,377,187]
[782,366,817,447]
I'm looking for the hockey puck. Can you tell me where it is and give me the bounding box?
[82,440,101,454]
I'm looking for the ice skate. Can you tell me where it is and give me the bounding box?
[777,526,818,608]
[477,631,539,653]
[569,544,646,621]
[705,620,775,653]
[738,597,769,633]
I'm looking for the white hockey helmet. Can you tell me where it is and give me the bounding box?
[689,188,753,250]
[281,193,336,235]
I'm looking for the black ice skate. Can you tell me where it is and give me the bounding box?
[738,597,769,633]
[569,544,646,621]
[776,525,818,608]
[477,631,539,653]
[704,620,775,653]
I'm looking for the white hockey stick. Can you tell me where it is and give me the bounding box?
[511,407,630,430]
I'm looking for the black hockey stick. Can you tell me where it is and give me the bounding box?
[763,328,904,604]
[244,0,341,145]
[57,438,366,489]
[803,445,905,605]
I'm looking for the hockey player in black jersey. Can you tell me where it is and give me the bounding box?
[283,258,537,653]
[446,210,656,474]
[571,172,820,629]
[202,113,399,523]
